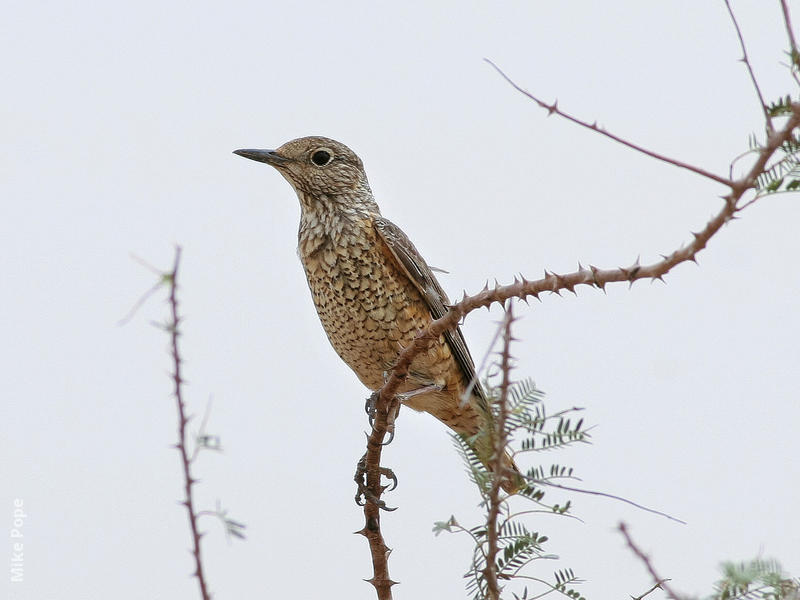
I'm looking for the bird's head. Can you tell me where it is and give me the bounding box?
[234,136,377,214]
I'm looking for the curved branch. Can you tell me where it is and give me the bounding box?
[374,103,800,430]
[360,59,799,599]
[619,523,682,600]
[484,59,736,188]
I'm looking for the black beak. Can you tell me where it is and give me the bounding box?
[233,148,289,166]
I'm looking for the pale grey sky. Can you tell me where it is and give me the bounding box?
[3,1,799,599]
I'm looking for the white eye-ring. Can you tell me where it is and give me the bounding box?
[310,148,333,167]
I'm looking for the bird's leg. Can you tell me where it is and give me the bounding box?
[396,383,443,403]
[363,370,394,428]
[377,384,442,445]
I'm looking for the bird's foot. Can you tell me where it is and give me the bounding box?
[354,454,398,511]
[364,391,380,428]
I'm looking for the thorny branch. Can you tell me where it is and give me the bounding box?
[483,59,735,188]
[359,8,800,598]
[356,394,399,600]
[166,246,211,600]
[619,523,681,600]
[724,0,773,130]
[374,101,800,410]
[484,305,516,600]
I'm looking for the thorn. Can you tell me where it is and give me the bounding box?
[482,280,489,292]
[548,100,558,115]
[549,272,562,295]
[651,275,665,285]
[624,258,641,280]
[556,273,576,295]
[589,265,606,293]
[354,527,369,537]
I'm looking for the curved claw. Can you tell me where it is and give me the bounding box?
[381,466,398,491]
[380,428,395,446]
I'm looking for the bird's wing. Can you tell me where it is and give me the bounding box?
[373,216,487,408]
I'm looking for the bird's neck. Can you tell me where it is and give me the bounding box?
[297,190,380,251]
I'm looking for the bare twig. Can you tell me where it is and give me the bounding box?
[483,305,516,600]
[166,246,211,600]
[484,59,736,188]
[724,0,773,130]
[781,1,799,64]
[619,523,681,600]
[632,578,673,600]
[530,480,685,524]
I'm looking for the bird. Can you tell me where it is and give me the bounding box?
[234,136,520,492]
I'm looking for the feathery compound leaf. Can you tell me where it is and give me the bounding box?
[767,95,794,117]
[712,558,798,600]
[442,373,589,599]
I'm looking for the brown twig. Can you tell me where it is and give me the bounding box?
[780,1,800,89]
[631,578,673,600]
[359,53,800,600]
[373,102,800,412]
[483,304,516,600]
[781,1,799,64]
[530,480,684,524]
[356,394,399,600]
[724,0,773,130]
[618,523,681,600]
[166,246,211,600]
[484,59,736,188]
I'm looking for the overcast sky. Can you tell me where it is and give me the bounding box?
[3,1,799,599]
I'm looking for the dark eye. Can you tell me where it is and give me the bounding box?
[311,149,332,166]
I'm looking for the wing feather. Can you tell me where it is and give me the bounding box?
[373,217,487,408]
